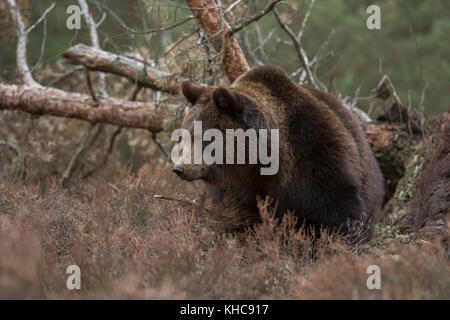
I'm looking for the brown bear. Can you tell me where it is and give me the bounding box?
[173,65,384,243]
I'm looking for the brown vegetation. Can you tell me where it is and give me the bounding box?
[1,164,448,299]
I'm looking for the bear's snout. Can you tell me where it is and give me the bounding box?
[172,165,185,179]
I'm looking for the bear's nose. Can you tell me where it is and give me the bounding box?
[172,165,184,177]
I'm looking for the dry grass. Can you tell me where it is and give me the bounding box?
[0,163,448,299]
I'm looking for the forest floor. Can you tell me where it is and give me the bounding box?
[0,160,448,299]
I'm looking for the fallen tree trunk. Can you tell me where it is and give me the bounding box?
[63,44,180,94]
[0,84,166,132]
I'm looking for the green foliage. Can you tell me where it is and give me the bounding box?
[237,0,449,116]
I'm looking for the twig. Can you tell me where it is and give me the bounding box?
[97,0,195,35]
[242,28,264,65]
[377,59,402,104]
[274,7,317,87]
[25,2,55,34]
[164,26,201,56]
[152,132,170,159]
[85,69,98,102]
[124,15,195,34]
[78,0,106,97]
[83,85,144,179]
[60,126,94,187]
[225,0,242,13]
[131,85,143,101]
[61,0,107,186]
[82,126,122,179]
[0,141,20,156]
[297,0,315,43]
[229,0,282,34]
[418,81,429,134]
[6,0,55,86]
[30,13,48,73]
[47,66,84,87]
[153,194,200,207]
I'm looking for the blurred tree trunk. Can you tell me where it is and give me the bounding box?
[186,0,250,82]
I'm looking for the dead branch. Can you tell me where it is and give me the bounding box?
[6,0,54,86]
[186,0,250,82]
[85,69,98,102]
[229,0,282,34]
[0,84,166,132]
[60,125,94,186]
[0,141,21,156]
[274,6,317,88]
[60,0,108,187]
[153,194,202,209]
[63,44,180,94]
[118,14,195,34]
[82,86,144,179]
[78,0,106,97]
[46,66,84,87]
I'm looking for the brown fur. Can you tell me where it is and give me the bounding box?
[176,66,384,243]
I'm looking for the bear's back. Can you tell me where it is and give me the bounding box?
[233,66,384,240]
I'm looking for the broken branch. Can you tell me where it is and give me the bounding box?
[0,84,166,132]
[63,44,180,94]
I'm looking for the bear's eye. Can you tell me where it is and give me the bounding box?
[199,97,209,105]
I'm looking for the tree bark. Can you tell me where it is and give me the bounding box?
[382,111,449,240]
[186,0,250,82]
[63,44,180,94]
[364,122,421,201]
[0,84,165,132]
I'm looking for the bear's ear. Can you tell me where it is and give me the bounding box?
[181,81,203,105]
[213,87,243,114]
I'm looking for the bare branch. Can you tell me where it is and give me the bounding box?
[121,14,195,34]
[25,2,55,34]
[78,0,106,97]
[6,0,42,86]
[95,0,195,35]
[85,69,98,102]
[82,86,144,179]
[60,125,94,186]
[47,66,84,87]
[59,0,110,187]
[30,15,48,74]
[63,44,180,94]
[153,194,202,208]
[225,0,242,13]
[229,0,282,34]
[152,132,170,159]
[377,60,402,104]
[296,0,315,43]
[274,7,317,87]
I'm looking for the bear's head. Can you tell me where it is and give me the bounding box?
[172,80,267,184]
